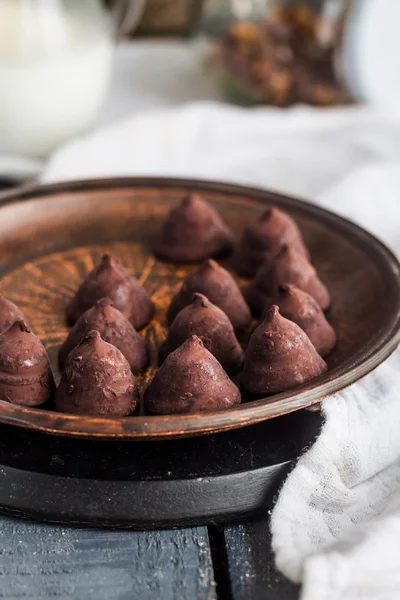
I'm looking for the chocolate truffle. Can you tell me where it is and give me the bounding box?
[153,193,234,263]
[0,295,28,333]
[266,284,336,357]
[59,298,149,372]
[160,293,244,375]
[245,245,331,314]
[167,259,251,330]
[0,320,55,406]
[241,306,327,395]
[55,330,139,416]
[232,207,308,277]
[145,335,241,414]
[66,254,154,329]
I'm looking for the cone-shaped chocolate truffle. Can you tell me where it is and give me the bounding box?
[241,306,327,395]
[232,207,309,277]
[266,284,336,357]
[153,193,234,263]
[0,295,28,333]
[66,254,154,329]
[55,330,139,416]
[0,320,55,406]
[160,293,244,375]
[245,245,331,314]
[167,259,251,330]
[59,298,149,372]
[145,335,241,414]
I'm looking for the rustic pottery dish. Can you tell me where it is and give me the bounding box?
[0,177,398,440]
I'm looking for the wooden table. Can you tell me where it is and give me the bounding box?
[0,516,299,599]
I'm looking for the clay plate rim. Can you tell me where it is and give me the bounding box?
[0,177,399,440]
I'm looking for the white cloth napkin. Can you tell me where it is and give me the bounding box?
[43,102,400,600]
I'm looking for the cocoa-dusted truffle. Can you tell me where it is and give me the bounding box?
[0,295,28,333]
[160,293,244,375]
[145,335,241,414]
[167,259,251,330]
[59,298,149,372]
[66,254,154,329]
[245,245,330,314]
[266,284,336,357]
[0,320,55,406]
[232,207,308,277]
[55,330,139,416]
[241,306,327,395]
[153,193,234,263]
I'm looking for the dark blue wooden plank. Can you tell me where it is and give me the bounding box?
[0,517,216,600]
[220,520,300,600]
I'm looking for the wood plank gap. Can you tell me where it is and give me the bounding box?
[208,525,234,600]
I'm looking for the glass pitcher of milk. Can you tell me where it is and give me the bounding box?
[0,0,144,158]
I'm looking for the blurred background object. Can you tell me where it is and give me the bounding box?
[201,0,324,35]
[204,0,349,107]
[135,0,203,36]
[113,0,147,37]
[0,0,145,160]
[203,0,400,108]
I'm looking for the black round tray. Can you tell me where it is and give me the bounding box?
[0,409,321,529]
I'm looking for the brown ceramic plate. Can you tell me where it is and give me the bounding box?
[0,177,398,440]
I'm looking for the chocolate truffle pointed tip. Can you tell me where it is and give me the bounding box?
[0,297,29,335]
[264,304,280,323]
[80,329,102,344]
[278,283,293,294]
[260,207,273,221]
[182,193,201,207]
[97,253,115,271]
[95,297,114,309]
[192,292,209,308]
[201,258,219,271]
[12,319,31,334]
[186,334,204,348]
